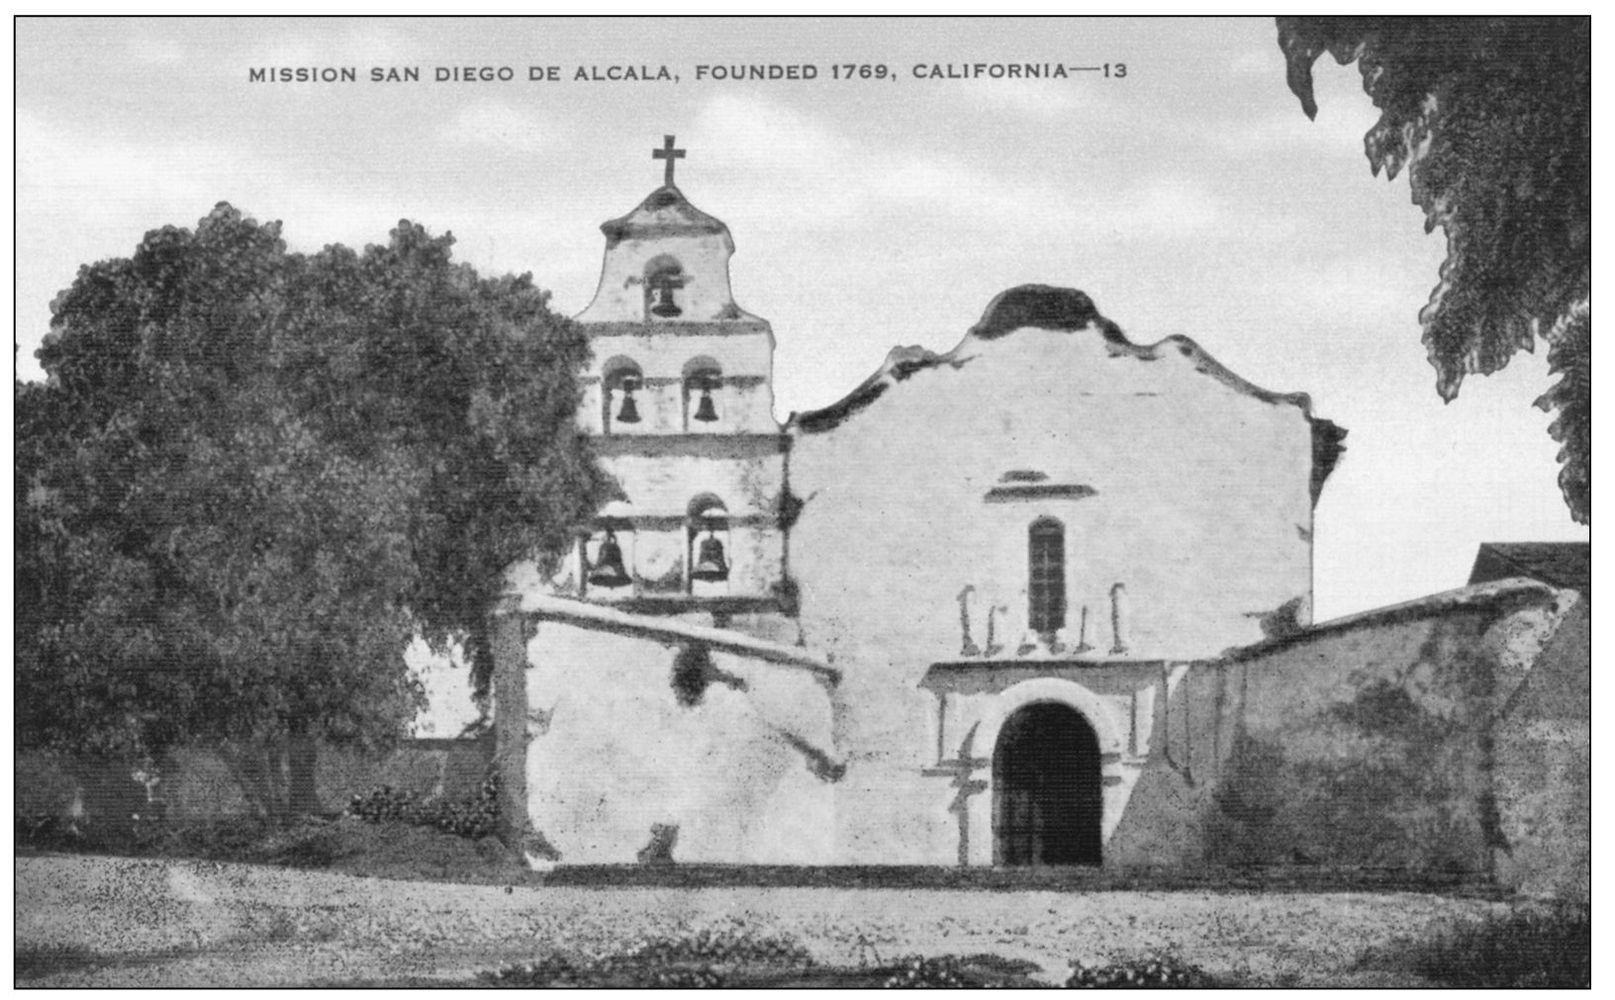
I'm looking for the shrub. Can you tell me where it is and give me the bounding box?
[171,817,275,858]
[478,927,813,988]
[882,955,972,987]
[16,811,78,850]
[1377,903,1590,988]
[619,927,813,969]
[479,951,728,988]
[882,953,1047,988]
[1064,957,1221,988]
[346,772,500,840]
[478,955,590,988]
[346,785,417,824]
[671,644,712,707]
[260,823,344,869]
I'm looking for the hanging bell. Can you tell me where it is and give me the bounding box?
[692,384,719,423]
[587,530,631,588]
[615,381,641,424]
[690,532,729,582]
[649,279,681,318]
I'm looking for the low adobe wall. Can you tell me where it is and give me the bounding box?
[16,736,492,830]
[1106,580,1582,889]
[1490,600,1590,900]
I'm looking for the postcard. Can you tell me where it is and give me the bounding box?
[15,16,1590,988]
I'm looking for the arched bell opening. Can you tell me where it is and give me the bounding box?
[584,518,635,597]
[992,701,1103,866]
[682,355,724,430]
[644,255,686,320]
[601,356,645,434]
[686,494,731,596]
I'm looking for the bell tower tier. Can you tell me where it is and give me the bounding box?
[563,137,791,616]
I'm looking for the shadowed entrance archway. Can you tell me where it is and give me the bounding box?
[993,701,1103,866]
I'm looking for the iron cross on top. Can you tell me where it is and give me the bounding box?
[653,134,686,186]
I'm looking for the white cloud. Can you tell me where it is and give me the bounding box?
[1206,107,1369,158]
[1228,45,1283,77]
[126,34,187,66]
[1100,177,1222,238]
[1264,254,1441,328]
[438,100,566,154]
[960,78,1090,119]
[17,113,245,209]
[335,21,427,67]
[688,92,1254,245]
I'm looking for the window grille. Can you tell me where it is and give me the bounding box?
[1028,517,1066,634]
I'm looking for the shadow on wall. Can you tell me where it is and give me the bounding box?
[1204,681,1491,873]
[1196,589,1578,879]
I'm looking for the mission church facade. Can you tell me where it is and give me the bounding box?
[489,139,1584,883]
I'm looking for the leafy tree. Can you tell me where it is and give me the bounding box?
[16,204,611,817]
[1277,16,1590,522]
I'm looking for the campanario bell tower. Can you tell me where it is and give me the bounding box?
[565,136,790,618]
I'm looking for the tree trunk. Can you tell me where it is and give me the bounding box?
[468,621,497,724]
[489,610,536,851]
[285,726,322,818]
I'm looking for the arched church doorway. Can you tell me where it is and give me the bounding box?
[993,701,1103,866]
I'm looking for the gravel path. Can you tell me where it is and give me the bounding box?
[16,853,1506,987]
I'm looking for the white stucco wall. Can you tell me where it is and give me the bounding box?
[522,622,837,864]
[406,638,483,738]
[591,452,784,516]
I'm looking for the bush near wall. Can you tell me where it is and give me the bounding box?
[15,735,492,837]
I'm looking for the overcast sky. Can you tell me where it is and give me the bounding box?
[15,16,1589,623]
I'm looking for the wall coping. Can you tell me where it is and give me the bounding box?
[1214,577,1577,664]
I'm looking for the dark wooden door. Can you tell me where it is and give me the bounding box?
[993,702,1103,866]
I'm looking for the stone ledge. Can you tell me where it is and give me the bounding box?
[592,433,788,457]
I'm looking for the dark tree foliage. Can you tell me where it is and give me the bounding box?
[1277,16,1590,522]
[16,204,612,811]
[1536,307,1590,526]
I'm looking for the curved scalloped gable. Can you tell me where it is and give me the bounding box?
[578,184,765,327]
[600,183,731,248]
[790,283,1345,504]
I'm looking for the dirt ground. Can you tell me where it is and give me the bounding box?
[15,852,1510,987]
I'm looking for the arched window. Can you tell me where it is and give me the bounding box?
[601,356,643,434]
[644,255,685,319]
[686,494,731,594]
[1028,517,1066,635]
[682,356,723,429]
